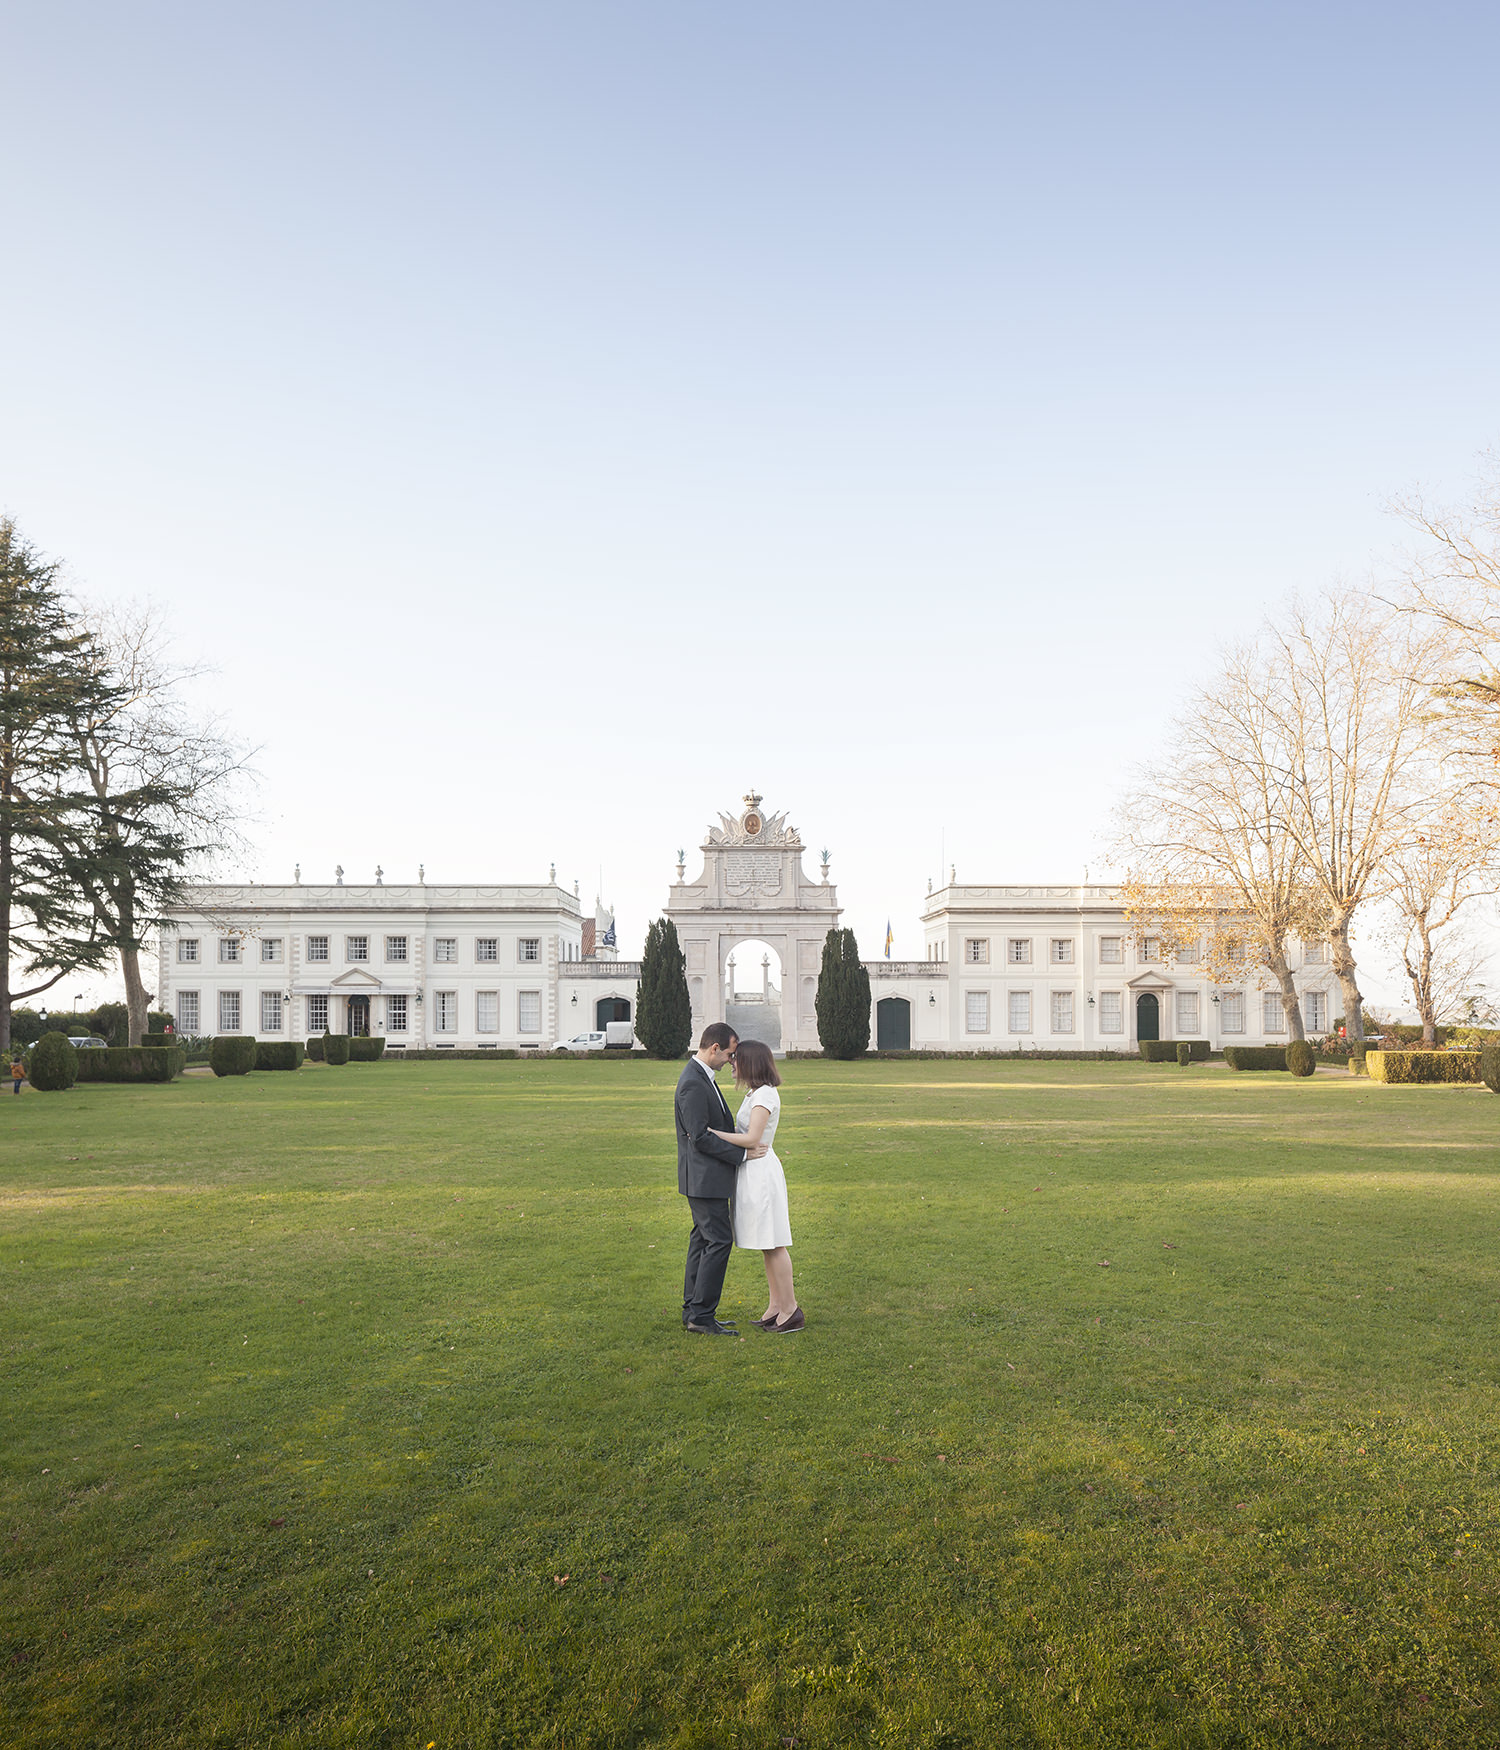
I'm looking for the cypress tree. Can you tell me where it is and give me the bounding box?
[637,917,692,1058]
[815,927,871,1058]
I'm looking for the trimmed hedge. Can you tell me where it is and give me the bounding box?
[76,1046,185,1082]
[323,1032,351,1065]
[140,1033,176,1048]
[210,1035,258,1077]
[1482,1044,1500,1095]
[1176,1042,1192,1066]
[305,1034,325,1062]
[255,1041,306,1071]
[1224,1046,1288,1072]
[1140,1040,1210,1063]
[1286,1039,1316,1078]
[348,1036,386,1061]
[26,1031,79,1091]
[1366,1049,1482,1085]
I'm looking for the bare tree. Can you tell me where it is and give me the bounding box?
[1115,638,1323,1039]
[68,602,254,1044]
[1390,461,1500,778]
[1261,591,1449,1048]
[1379,785,1498,1044]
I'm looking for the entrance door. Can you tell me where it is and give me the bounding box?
[346,994,371,1037]
[876,996,911,1050]
[1136,992,1159,1042]
[596,997,631,1029]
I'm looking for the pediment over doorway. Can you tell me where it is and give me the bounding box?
[331,967,382,990]
[1125,971,1174,991]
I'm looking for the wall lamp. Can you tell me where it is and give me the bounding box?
[281,992,291,1006]
[414,990,424,1005]
[928,992,936,1006]
[1087,994,1095,1007]
[1211,993,1220,1005]
[570,993,578,1007]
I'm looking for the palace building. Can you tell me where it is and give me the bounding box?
[157,793,1336,1054]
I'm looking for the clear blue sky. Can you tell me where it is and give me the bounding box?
[4,3,1498,1004]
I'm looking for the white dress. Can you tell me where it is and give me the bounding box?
[732,1085,792,1249]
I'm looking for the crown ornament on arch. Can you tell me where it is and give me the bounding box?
[704,790,802,848]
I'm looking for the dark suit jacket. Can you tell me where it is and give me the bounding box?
[676,1059,746,1199]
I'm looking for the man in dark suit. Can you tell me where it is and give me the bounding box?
[676,1021,762,1334]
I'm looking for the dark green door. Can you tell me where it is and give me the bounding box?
[876,997,911,1050]
[347,994,370,1037]
[1136,992,1159,1042]
[596,997,631,1029]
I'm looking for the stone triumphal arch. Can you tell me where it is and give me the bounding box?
[666,792,841,1054]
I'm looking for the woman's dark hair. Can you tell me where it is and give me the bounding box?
[732,1038,781,1089]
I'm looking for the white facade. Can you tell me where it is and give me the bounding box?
[159,880,584,1050]
[858,882,1336,1053]
[158,803,1338,1054]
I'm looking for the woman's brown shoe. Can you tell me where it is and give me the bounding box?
[753,1313,780,1329]
[772,1307,804,1334]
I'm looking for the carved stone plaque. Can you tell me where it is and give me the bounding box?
[725,852,783,898]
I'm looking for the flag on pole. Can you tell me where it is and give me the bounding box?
[884,919,893,958]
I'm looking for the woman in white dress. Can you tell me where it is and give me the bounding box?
[708,1038,803,1333]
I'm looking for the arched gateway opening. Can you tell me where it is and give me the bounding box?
[596,996,631,1030]
[724,940,782,1050]
[1136,992,1160,1042]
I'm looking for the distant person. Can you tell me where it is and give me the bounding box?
[9,1055,23,1095]
[708,1038,802,1333]
[675,1023,761,1335]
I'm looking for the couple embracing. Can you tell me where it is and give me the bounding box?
[675,1022,803,1336]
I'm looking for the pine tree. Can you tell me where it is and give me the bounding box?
[0,521,118,1052]
[636,917,692,1058]
[815,927,871,1058]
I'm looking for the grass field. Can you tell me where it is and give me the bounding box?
[3,1057,1499,1748]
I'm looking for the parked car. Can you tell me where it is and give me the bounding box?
[552,1031,607,1052]
[67,1035,109,1049]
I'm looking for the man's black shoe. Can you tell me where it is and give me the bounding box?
[686,1318,738,1335]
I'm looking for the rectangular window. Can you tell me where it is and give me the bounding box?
[219,937,240,964]
[1176,941,1200,964]
[433,938,457,963]
[1221,991,1245,1034]
[1051,990,1074,1033]
[1008,990,1032,1032]
[1140,937,1161,962]
[219,990,241,1031]
[261,937,283,963]
[307,935,329,963]
[1263,993,1285,1033]
[386,994,407,1033]
[385,935,408,962]
[1098,990,1122,1034]
[1099,937,1123,964]
[1008,939,1032,964]
[346,935,369,962]
[964,938,989,964]
[1176,991,1200,1033]
[965,990,989,1033]
[518,990,542,1033]
[176,990,200,1032]
[518,938,541,963]
[476,991,498,1032]
[177,938,199,963]
[1305,990,1326,1031]
[306,994,329,1034]
[1304,943,1327,966]
[435,991,457,1032]
[476,938,498,962]
[1226,941,1245,963]
[1051,939,1075,964]
[261,990,284,1032]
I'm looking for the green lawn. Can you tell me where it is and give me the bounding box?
[3,1058,1498,1748]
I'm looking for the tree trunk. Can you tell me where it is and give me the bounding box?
[1405,917,1438,1047]
[121,946,150,1047]
[1267,943,1307,1041]
[1329,912,1365,1045]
